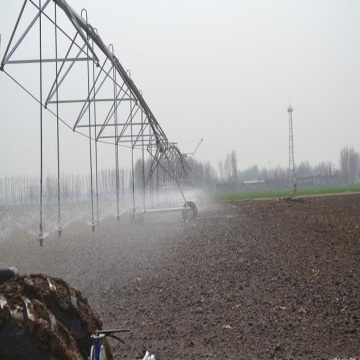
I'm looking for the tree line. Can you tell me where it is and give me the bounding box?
[187,146,360,191]
[1,146,359,205]
[0,169,131,205]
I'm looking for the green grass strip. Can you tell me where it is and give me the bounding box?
[210,184,360,201]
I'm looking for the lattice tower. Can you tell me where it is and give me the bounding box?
[287,105,296,190]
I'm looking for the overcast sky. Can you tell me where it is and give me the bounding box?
[1,0,360,176]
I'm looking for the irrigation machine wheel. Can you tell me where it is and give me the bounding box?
[182,201,197,221]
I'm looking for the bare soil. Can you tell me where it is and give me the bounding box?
[0,194,359,359]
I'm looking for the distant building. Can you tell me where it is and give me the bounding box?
[243,180,265,190]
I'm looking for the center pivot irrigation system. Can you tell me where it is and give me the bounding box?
[1,0,198,244]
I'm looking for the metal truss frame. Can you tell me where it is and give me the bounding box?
[0,0,194,240]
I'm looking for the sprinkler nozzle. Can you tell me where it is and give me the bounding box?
[38,226,44,247]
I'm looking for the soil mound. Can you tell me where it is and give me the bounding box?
[0,274,111,359]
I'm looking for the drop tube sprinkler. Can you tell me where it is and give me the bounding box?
[38,0,44,246]
[38,230,44,247]
[0,0,198,243]
[53,0,193,216]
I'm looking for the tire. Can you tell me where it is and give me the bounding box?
[182,201,197,221]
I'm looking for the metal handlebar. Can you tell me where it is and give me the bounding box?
[94,329,130,336]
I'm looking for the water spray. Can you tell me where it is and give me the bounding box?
[1,0,200,236]
[38,226,44,247]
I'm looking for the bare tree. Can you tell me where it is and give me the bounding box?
[340,146,360,184]
[297,161,312,178]
[224,154,231,182]
[230,150,238,185]
[218,160,225,183]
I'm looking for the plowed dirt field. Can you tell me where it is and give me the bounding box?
[1,194,359,359]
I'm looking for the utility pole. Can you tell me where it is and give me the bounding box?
[287,105,296,197]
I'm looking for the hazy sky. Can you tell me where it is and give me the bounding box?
[1,0,360,176]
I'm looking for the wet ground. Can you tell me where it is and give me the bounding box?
[1,194,359,359]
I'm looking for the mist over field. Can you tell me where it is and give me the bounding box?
[0,1,360,359]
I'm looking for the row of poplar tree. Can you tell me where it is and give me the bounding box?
[1,146,359,205]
